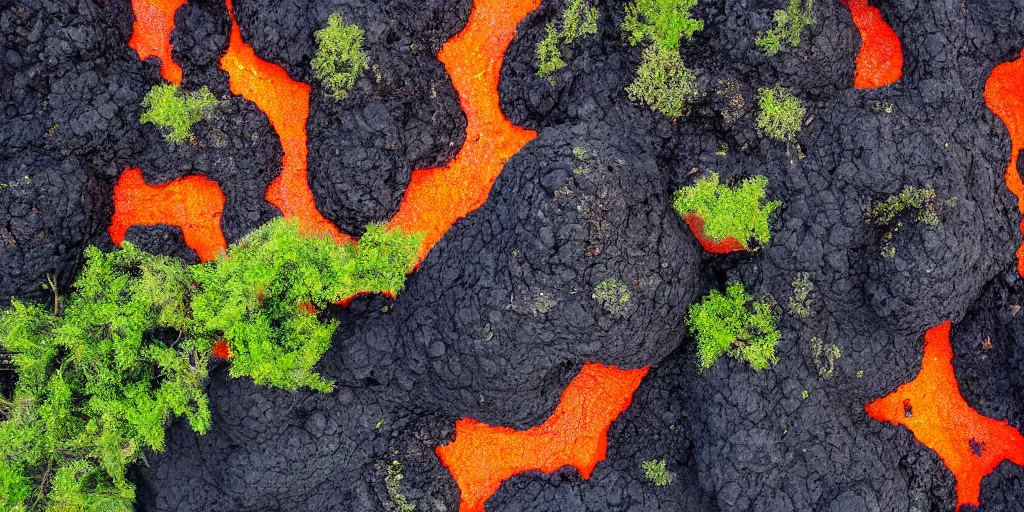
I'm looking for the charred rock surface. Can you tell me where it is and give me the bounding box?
[3,0,1024,511]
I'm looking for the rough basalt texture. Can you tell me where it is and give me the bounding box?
[227,0,470,235]
[3,0,1024,511]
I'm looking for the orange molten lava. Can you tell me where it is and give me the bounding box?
[212,341,233,359]
[683,214,746,254]
[387,0,540,264]
[109,167,227,262]
[435,363,649,512]
[865,321,1024,511]
[984,48,1024,276]
[841,0,903,89]
[128,0,186,84]
[219,0,350,244]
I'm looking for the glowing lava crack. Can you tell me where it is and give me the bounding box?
[220,0,350,244]
[387,0,539,263]
[128,0,186,84]
[841,0,903,89]
[865,321,1024,511]
[984,48,1024,276]
[683,214,746,254]
[436,363,649,512]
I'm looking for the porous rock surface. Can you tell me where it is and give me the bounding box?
[2,0,1024,511]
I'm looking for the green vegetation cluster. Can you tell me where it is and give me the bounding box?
[0,219,420,511]
[672,173,780,249]
[687,282,781,371]
[755,0,815,55]
[756,86,805,142]
[871,186,948,227]
[788,272,813,318]
[810,336,840,378]
[536,0,600,85]
[642,459,672,486]
[312,13,370,100]
[140,84,218,144]
[593,278,632,316]
[622,0,704,117]
[871,186,956,258]
[385,460,415,511]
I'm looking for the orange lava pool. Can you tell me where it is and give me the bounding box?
[436,363,649,512]
[108,167,227,262]
[865,321,1024,511]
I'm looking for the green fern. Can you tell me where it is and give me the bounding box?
[622,0,704,52]
[312,13,370,100]
[756,86,805,142]
[536,0,599,85]
[140,84,218,144]
[622,0,703,116]
[688,282,781,371]
[756,0,815,55]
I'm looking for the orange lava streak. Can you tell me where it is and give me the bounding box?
[984,48,1024,276]
[128,0,186,84]
[683,214,746,254]
[108,167,227,262]
[387,0,540,264]
[841,0,903,89]
[219,0,350,244]
[436,363,649,512]
[865,321,1024,511]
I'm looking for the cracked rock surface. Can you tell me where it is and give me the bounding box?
[2,0,1024,511]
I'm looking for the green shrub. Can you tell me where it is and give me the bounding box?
[0,244,210,511]
[191,221,419,392]
[756,0,815,55]
[593,278,632,316]
[536,23,567,85]
[312,13,370,100]
[672,173,780,249]
[688,282,781,371]
[642,459,672,486]
[140,84,218,144]
[536,0,599,85]
[622,0,703,117]
[625,45,698,118]
[0,218,422,511]
[623,0,704,52]
[756,86,805,142]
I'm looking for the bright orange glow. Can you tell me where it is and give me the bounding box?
[984,48,1024,276]
[128,0,186,84]
[435,363,649,512]
[841,0,903,89]
[683,214,746,254]
[109,167,227,262]
[212,341,233,359]
[219,0,350,244]
[387,0,540,264]
[865,321,1024,511]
